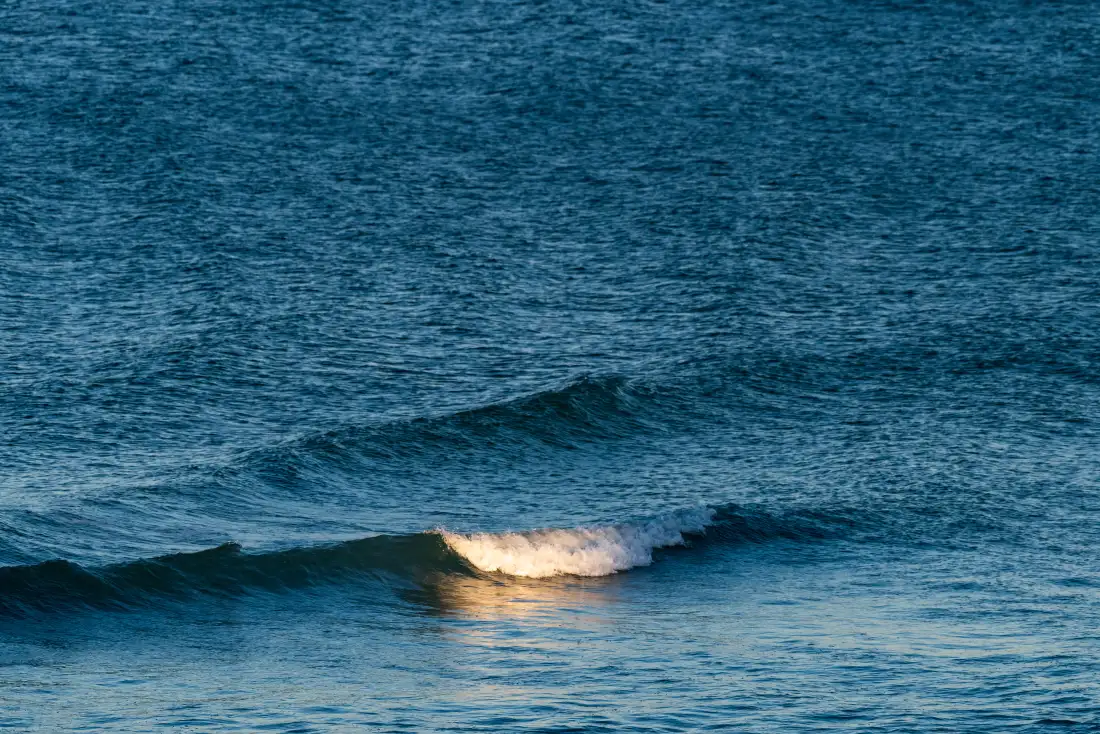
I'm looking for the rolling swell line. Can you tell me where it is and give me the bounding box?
[246,374,674,469]
[0,505,851,619]
[200,355,920,491]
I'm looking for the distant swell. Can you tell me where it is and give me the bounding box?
[245,375,680,474]
[0,505,851,618]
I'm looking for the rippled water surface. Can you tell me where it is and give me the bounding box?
[1,0,1098,730]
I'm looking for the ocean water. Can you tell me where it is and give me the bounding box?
[1,0,1098,730]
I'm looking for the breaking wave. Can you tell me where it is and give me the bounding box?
[0,504,852,618]
[441,507,717,577]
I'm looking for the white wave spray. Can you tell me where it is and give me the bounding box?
[440,507,716,578]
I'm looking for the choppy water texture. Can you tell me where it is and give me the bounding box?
[1,0,1098,731]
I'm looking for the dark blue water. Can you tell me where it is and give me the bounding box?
[2,0,1098,730]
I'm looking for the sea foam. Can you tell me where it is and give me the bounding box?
[440,507,716,578]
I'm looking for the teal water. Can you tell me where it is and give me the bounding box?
[1,0,1098,730]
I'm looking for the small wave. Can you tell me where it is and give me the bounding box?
[441,508,716,578]
[0,504,853,618]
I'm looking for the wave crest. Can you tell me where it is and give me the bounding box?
[441,508,716,577]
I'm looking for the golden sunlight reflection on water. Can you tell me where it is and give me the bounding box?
[411,572,623,622]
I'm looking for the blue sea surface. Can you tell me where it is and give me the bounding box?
[1,0,1098,730]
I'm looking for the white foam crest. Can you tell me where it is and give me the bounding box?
[440,507,716,578]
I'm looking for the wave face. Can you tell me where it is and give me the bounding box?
[0,505,850,618]
[0,533,471,619]
[441,507,717,577]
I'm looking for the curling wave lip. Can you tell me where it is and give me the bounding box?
[439,507,717,577]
